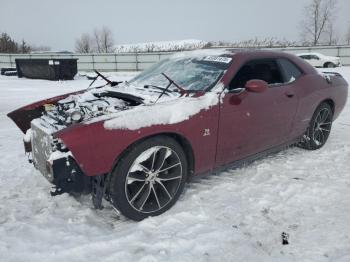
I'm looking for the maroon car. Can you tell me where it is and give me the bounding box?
[8,50,348,221]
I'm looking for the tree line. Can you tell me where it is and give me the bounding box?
[75,26,115,53]
[0,32,50,53]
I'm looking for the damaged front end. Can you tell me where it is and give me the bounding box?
[7,90,92,195]
[8,83,143,198]
[30,119,91,195]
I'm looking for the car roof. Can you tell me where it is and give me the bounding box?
[173,48,302,60]
[172,48,316,74]
[221,48,317,75]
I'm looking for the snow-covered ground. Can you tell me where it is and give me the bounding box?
[0,68,350,262]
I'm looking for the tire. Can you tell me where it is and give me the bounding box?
[1,68,16,75]
[109,136,188,221]
[299,103,333,150]
[325,62,335,68]
[4,71,17,76]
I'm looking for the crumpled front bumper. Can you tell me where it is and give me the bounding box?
[28,119,91,195]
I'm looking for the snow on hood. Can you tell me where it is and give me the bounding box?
[103,91,220,130]
[102,83,179,104]
[61,80,179,107]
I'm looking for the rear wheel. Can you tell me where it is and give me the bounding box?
[109,136,188,221]
[299,103,333,150]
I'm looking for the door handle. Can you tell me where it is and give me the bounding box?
[285,91,295,98]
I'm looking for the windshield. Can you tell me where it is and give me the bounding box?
[128,55,232,91]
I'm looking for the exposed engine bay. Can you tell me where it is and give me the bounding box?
[41,90,142,130]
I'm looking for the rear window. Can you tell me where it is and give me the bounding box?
[278,58,302,83]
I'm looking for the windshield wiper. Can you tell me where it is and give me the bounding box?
[161,73,187,95]
[144,84,172,95]
[154,73,188,103]
[87,70,123,89]
[94,70,123,87]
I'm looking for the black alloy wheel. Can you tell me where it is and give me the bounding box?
[299,103,333,150]
[109,136,188,221]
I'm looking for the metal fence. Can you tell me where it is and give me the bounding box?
[0,52,175,72]
[0,45,350,72]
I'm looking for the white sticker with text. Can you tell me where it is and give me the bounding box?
[203,56,232,64]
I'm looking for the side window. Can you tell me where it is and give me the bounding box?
[229,59,284,90]
[278,58,302,83]
[311,55,319,60]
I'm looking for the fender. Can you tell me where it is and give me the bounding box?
[55,103,220,177]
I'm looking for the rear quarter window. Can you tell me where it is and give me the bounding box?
[278,58,303,83]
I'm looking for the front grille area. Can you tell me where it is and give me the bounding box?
[31,119,54,182]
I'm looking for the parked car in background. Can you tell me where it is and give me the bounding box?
[7,50,348,221]
[297,52,341,68]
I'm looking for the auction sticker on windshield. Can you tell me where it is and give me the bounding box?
[203,56,232,64]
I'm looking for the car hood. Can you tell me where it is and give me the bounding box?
[8,82,221,135]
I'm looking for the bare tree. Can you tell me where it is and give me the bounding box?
[0,32,50,53]
[145,43,156,52]
[300,0,337,46]
[325,21,338,45]
[93,26,115,53]
[346,27,350,45]
[93,29,102,53]
[20,39,31,53]
[75,33,94,53]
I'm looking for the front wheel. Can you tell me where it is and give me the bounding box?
[109,136,188,221]
[299,103,333,150]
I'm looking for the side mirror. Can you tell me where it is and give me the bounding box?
[245,80,268,93]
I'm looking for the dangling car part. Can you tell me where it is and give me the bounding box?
[7,50,348,221]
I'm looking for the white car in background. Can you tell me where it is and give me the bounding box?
[297,53,341,68]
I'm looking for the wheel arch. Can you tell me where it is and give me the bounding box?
[109,132,195,179]
[319,98,335,114]
[323,61,334,68]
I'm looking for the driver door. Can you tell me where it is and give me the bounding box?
[215,58,299,167]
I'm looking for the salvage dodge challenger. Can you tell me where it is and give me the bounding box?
[8,50,348,221]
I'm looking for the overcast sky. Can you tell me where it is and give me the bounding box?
[1,0,350,51]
